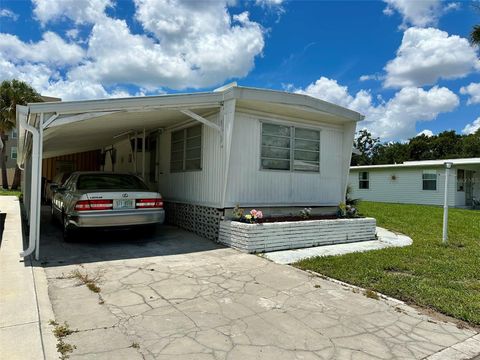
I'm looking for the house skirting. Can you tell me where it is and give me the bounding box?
[218,217,377,253]
[164,202,222,241]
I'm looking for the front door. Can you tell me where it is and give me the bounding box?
[465,170,474,206]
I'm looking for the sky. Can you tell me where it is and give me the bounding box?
[0,0,479,142]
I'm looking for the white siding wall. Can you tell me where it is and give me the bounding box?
[104,110,353,209]
[474,172,480,200]
[224,112,347,207]
[349,167,458,206]
[157,114,225,207]
[104,138,151,176]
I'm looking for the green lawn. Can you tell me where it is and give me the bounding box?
[295,202,480,325]
[0,189,21,197]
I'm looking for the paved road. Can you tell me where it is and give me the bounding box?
[38,206,478,359]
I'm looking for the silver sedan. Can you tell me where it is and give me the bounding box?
[51,172,165,240]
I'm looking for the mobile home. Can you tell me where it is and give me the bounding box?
[349,158,480,207]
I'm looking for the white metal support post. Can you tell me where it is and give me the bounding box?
[134,132,138,175]
[20,113,42,259]
[443,162,453,244]
[142,128,146,180]
[220,99,236,208]
[35,118,44,260]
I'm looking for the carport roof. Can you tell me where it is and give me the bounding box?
[17,85,364,160]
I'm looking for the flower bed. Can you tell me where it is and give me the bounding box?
[218,217,377,253]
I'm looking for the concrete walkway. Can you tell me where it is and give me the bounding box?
[263,227,412,264]
[0,196,56,360]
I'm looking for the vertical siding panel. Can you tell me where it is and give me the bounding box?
[225,113,345,207]
[157,113,225,207]
[349,168,458,206]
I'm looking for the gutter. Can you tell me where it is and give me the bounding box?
[19,112,40,258]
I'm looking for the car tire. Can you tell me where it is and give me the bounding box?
[62,214,75,242]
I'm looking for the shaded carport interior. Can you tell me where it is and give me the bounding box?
[16,86,363,260]
[17,92,226,261]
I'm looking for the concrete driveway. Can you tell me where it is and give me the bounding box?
[38,207,478,360]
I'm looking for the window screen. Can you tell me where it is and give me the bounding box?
[359,171,369,189]
[261,123,320,172]
[422,170,437,190]
[170,125,202,172]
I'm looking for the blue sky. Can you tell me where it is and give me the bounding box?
[0,0,479,141]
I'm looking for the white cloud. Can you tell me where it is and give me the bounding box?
[297,76,459,141]
[255,0,284,6]
[462,117,480,135]
[1,0,266,99]
[417,129,434,137]
[295,77,373,115]
[0,32,85,66]
[65,1,265,89]
[0,8,18,21]
[364,86,459,140]
[0,56,57,91]
[32,0,112,25]
[359,74,384,82]
[42,80,130,101]
[383,0,458,29]
[384,27,479,88]
[460,83,480,105]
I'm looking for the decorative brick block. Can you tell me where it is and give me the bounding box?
[218,217,376,253]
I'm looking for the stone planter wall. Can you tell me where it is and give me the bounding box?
[218,217,376,253]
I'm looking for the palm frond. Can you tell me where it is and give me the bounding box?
[471,25,480,45]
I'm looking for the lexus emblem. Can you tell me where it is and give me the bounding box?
[122,193,128,198]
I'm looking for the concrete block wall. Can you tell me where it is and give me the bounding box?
[218,217,377,253]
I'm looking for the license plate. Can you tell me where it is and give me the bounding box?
[113,199,134,209]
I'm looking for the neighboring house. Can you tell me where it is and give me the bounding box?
[0,128,19,187]
[349,158,480,207]
[17,84,363,254]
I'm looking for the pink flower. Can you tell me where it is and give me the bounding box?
[250,209,258,217]
[256,211,263,219]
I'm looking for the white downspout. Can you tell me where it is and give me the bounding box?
[134,132,137,175]
[20,113,41,258]
[142,128,146,180]
[34,121,43,260]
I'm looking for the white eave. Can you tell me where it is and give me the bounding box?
[22,86,364,122]
[350,158,480,170]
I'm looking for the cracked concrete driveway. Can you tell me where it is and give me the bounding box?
[38,208,477,359]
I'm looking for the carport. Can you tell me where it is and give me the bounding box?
[17,89,235,260]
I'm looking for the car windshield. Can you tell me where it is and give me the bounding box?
[77,174,148,190]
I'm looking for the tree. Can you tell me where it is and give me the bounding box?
[0,80,42,189]
[471,24,480,45]
[351,129,380,166]
[375,142,409,165]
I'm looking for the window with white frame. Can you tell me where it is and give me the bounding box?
[10,146,17,160]
[11,129,17,139]
[422,169,437,190]
[261,123,320,172]
[358,171,369,189]
[170,125,202,172]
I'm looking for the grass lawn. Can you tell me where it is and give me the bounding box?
[0,189,21,197]
[295,202,480,325]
